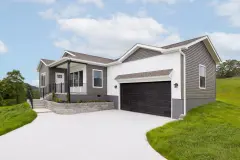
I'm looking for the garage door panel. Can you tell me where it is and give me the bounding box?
[120,81,171,117]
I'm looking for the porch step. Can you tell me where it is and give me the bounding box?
[32,99,46,108]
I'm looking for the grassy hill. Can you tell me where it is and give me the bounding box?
[147,78,240,160]
[217,77,240,106]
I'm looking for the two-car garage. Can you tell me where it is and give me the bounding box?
[120,81,172,117]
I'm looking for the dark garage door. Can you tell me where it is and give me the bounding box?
[120,81,171,117]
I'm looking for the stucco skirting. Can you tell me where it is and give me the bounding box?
[44,100,115,115]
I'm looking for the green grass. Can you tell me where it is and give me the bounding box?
[147,78,240,160]
[0,102,37,136]
[217,77,240,106]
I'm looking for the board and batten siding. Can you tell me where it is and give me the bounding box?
[123,48,161,63]
[183,41,216,100]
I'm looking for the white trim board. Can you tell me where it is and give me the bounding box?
[116,76,171,84]
[199,64,207,89]
[64,51,76,57]
[92,69,103,88]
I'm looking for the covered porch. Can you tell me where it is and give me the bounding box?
[41,60,87,102]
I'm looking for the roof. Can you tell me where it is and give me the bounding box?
[41,59,55,65]
[115,69,173,80]
[161,36,206,49]
[37,35,221,71]
[65,50,115,64]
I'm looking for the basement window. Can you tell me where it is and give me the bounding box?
[199,64,206,89]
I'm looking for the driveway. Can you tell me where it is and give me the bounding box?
[0,110,172,160]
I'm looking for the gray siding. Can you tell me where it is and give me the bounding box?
[123,48,161,63]
[39,63,49,88]
[183,42,216,99]
[86,64,107,95]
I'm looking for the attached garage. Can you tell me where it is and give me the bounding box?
[120,81,171,117]
[115,69,173,118]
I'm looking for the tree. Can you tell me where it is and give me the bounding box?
[2,70,25,104]
[216,60,240,78]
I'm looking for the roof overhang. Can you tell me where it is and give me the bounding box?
[62,51,76,57]
[115,69,173,83]
[48,57,108,68]
[36,59,48,72]
[184,36,222,64]
[117,44,167,63]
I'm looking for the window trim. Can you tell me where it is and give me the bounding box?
[92,69,103,88]
[199,64,206,89]
[70,70,84,87]
[40,72,46,88]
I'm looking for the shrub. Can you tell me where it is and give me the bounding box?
[52,91,56,101]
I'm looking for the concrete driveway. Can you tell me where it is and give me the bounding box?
[0,110,172,160]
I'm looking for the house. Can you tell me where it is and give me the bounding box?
[37,35,221,119]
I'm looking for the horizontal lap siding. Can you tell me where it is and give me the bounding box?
[39,64,49,87]
[123,48,161,63]
[183,42,216,99]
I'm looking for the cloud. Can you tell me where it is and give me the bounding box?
[39,4,84,20]
[78,0,104,8]
[0,40,8,54]
[126,0,196,5]
[214,0,240,27]
[54,13,181,58]
[208,32,240,60]
[126,0,177,4]
[16,0,56,4]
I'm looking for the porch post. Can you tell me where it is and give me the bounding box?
[67,60,71,103]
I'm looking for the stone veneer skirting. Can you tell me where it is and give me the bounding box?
[44,100,115,115]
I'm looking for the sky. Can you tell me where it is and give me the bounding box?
[0,0,239,86]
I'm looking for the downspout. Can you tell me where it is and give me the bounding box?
[179,49,187,115]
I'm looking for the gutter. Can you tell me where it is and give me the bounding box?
[179,49,187,115]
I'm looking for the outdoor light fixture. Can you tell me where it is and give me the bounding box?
[114,85,117,89]
[174,83,178,88]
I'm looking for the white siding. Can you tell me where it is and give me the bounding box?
[107,52,182,99]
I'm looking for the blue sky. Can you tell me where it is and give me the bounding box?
[0,0,239,86]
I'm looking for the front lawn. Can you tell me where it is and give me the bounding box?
[0,102,37,136]
[146,101,240,160]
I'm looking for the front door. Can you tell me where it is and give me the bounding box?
[55,73,65,93]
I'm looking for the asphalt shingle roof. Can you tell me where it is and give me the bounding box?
[65,50,115,64]
[161,36,206,49]
[41,59,55,65]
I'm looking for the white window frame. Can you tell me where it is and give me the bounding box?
[199,64,206,89]
[92,69,103,88]
[40,72,46,88]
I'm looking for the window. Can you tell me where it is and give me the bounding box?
[70,71,83,87]
[74,72,78,87]
[57,75,62,78]
[41,73,46,87]
[93,69,103,88]
[79,71,83,86]
[199,65,206,89]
